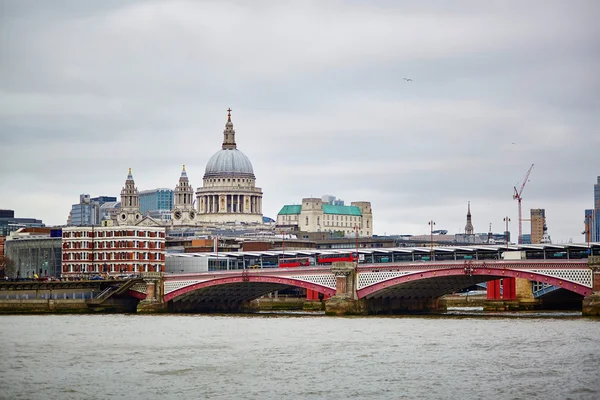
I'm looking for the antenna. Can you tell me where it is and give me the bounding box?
[513,164,534,244]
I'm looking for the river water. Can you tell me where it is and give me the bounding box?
[1,312,599,400]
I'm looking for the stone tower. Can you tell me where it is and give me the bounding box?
[351,201,373,237]
[118,168,142,225]
[172,165,196,225]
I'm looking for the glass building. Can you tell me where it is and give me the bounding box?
[0,209,45,236]
[139,188,174,221]
[69,195,117,226]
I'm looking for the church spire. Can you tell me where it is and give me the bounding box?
[464,201,474,235]
[222,107,237,150]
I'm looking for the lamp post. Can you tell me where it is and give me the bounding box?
[503,217,511,250]
[428,220,435,259]
[214,236,219,271]
[281,230,285,263]
[355,225,359,266]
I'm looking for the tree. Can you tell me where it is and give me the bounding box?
[0,256,17,278]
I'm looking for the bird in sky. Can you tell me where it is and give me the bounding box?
[511,142,517,145]
[403,78,413,81]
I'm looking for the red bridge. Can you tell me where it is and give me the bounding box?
[131,258,600,314]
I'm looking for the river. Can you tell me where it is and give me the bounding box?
[0,312,598,400]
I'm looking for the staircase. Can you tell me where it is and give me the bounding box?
[86,279,142,306]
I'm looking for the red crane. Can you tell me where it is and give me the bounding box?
[513,164,534,244]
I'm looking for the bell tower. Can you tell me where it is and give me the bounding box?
[118,168,142,225]
[173,165,196,224]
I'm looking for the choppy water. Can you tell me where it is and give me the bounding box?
[1,313,599,400]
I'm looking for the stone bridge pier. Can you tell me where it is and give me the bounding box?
[324,262,366,315]
[582,256,600,316]
[136,272,167,313]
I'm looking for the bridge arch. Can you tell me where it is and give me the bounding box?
[358,266,592,299]
[165,273,336,303]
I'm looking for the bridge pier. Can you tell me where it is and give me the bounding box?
[136,272,167,313]
[484,277,539,311]
[325,262,367,315]
[365,297,441,314]
[582,256,600,316]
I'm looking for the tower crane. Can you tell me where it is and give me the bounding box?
[513,164,534,244]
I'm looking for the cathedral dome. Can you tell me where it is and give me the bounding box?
[204,148,255,177]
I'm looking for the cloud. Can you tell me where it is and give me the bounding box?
[0,0,598,244]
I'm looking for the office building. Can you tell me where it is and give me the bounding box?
[139,188,174,221]
[530,209,546,244]
[584,209,595,243]
[68,195,117,226]
[0,209,45,236]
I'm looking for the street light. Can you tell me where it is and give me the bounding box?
[355,225,359,266]
[428,220,435,259]
[503,217,511,250]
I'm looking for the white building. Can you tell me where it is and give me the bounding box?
[277,197,373,237]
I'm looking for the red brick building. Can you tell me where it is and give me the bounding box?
[62,226,165,278]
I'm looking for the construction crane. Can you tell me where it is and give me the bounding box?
[513,164,534,244]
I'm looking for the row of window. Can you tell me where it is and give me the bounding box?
[62,264,164,273]
[63,230,165,238]
[63,241,164,250]
[280,214,360,222]
[63,252,164,261]
[208,178,252,184]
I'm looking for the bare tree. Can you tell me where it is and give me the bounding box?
[0,256,17,278]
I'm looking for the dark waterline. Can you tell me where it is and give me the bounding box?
[1,313,599,400]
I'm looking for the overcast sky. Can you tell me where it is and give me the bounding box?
[1,0,598,243]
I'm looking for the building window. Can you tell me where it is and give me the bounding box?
[305,217,309,226]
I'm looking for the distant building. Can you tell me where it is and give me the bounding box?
[139,188,174,222]
[68,194,117,226]
[0,209,45,237]
[322,195,345,206]
[4,228,62,278]
[594,176,600,242]
[584,209,595,243]
[277,197,373,237]
[61,225,166,278]
[521,233,531,245]
[530,209,546,244]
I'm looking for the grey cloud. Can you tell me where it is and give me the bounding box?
[0,0,598,243]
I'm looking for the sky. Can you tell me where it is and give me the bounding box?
[0,0,599,243]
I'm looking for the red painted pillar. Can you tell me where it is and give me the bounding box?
[503,278,516,300]
[487,280,501,300]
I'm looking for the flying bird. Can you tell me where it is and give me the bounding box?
[403,78,413,81]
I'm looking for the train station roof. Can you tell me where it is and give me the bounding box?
[167,242,599,260]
